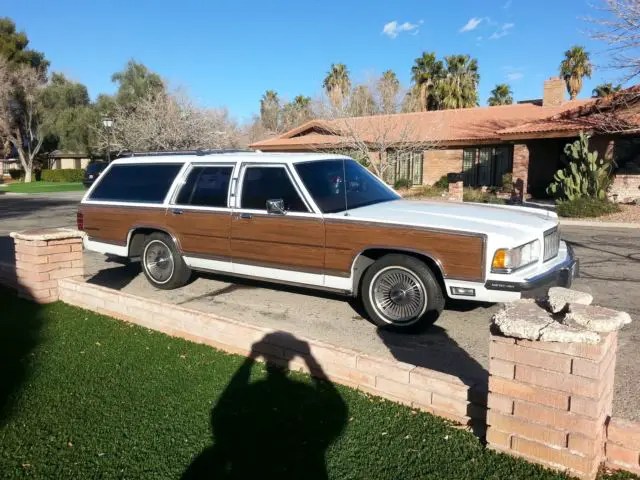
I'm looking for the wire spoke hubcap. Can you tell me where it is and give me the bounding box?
[144,241,174,284]
[371,267,426,324]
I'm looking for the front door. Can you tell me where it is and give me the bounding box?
[230,163,325,286]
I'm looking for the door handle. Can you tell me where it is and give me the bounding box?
[240,213,253,219]
[172,209,183,215]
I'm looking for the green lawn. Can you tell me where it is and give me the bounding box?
[0,288,635,479]
[1,182,85,194]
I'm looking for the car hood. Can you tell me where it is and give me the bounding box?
[337,199,558,245]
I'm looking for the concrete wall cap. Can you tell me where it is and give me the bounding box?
[10,228,86,241]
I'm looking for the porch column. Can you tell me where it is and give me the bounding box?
[512,143,529,203]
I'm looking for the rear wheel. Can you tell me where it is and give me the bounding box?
[360,254,444,330]
[141,232,191,289]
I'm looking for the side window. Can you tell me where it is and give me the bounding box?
[240,166,308,212]
[176,166,233,208]
[89,164,182,203]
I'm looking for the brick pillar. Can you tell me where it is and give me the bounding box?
[487,332,617,479]
[447,172,464,202]
[10,228,85,303]
[512,143,529,203]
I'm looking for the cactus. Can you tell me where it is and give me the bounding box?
[546,131,613,201]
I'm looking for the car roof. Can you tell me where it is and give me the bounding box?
[108,151,352,165]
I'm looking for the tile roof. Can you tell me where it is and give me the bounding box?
[250,99,595,150]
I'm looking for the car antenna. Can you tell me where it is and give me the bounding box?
[342,158,349,216]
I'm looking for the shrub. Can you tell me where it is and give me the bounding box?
[463,187,507,204]
[41,168,84,183]
[394,178,411,189]
[556,198,621,218]
[501,173,513,193]
[8,169,24,181]
[433,175,449,190]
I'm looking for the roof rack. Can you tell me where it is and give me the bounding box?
[117,149,252,158]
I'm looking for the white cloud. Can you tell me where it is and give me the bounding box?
[507,72,524,81]
[503,0,512,8]
[489,23,514,40]
[382,20,422,39]
[460,17,483,33]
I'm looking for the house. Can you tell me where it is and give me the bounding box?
[1,150,97,178]
[250,78,640,202]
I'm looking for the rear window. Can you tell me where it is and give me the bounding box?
[89,163,182,203]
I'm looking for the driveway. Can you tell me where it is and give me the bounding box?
[1,192,639,420]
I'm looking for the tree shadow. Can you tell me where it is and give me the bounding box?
[181,332,348,480]
[0,196,79,221]
[0,285,44,426]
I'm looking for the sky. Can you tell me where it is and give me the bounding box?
[3,0,625,123]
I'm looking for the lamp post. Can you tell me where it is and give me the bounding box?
[102,117,113,163]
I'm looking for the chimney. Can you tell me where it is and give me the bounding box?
[543,77,565,106]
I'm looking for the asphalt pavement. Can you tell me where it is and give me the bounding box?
[1,191,639,421]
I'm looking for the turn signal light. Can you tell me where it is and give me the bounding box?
[492,249,507,271]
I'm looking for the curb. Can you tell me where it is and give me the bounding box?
[559,219,640,229]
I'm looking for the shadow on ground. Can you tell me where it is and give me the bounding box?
[181,332,348,480]
[0,236,15,265]
[0,287,44,426]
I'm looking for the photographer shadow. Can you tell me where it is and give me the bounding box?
[181,332,348,480]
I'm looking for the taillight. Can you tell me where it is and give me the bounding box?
[76,211,84,231]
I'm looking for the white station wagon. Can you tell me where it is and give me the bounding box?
[78,151,578,330]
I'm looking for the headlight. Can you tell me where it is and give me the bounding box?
[492,239,541,273]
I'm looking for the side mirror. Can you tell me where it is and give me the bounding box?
[266,198,286,215]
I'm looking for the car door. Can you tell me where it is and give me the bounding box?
[165,162,236,272]
[230,163,325,286]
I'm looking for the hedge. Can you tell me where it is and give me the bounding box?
[41,169,84,183]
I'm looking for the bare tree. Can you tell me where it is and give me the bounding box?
[313,95,439,182]
[96,89,240,154]
[589,0,640,81]
[0,58,46,182]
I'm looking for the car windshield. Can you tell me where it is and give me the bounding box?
[295,159,400,214]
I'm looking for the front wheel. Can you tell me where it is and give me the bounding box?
[360,254,444,330]
[141,232,191,289]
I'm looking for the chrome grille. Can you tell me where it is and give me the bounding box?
[543,228,560,262]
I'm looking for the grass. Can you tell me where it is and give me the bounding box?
[0,288,636,479]
[556,198,622,218]
[1,182,85,194]
[463,187,508,205]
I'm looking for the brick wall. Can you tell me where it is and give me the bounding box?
[423,149,463,186]
[606,418,640,474]
[487,332,617,479]
[609,174,640,203]
[58,277,488,427]
[9,229,84,303]
[512,144,530,201]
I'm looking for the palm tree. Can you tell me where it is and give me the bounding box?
[410,52,444,111]
[559,46,593,100]
[592,82,622,98]
[260,90,280,132]
[377,70,400,114]
[436,55,480,110]
[487,83,514,106]
[322,63,351,110]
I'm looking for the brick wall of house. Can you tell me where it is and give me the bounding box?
[423,149,463,186]
[609,174,640,203]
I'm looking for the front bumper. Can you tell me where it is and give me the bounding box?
[484,243,579,296]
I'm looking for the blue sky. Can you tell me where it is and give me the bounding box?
[4,0,624,122]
